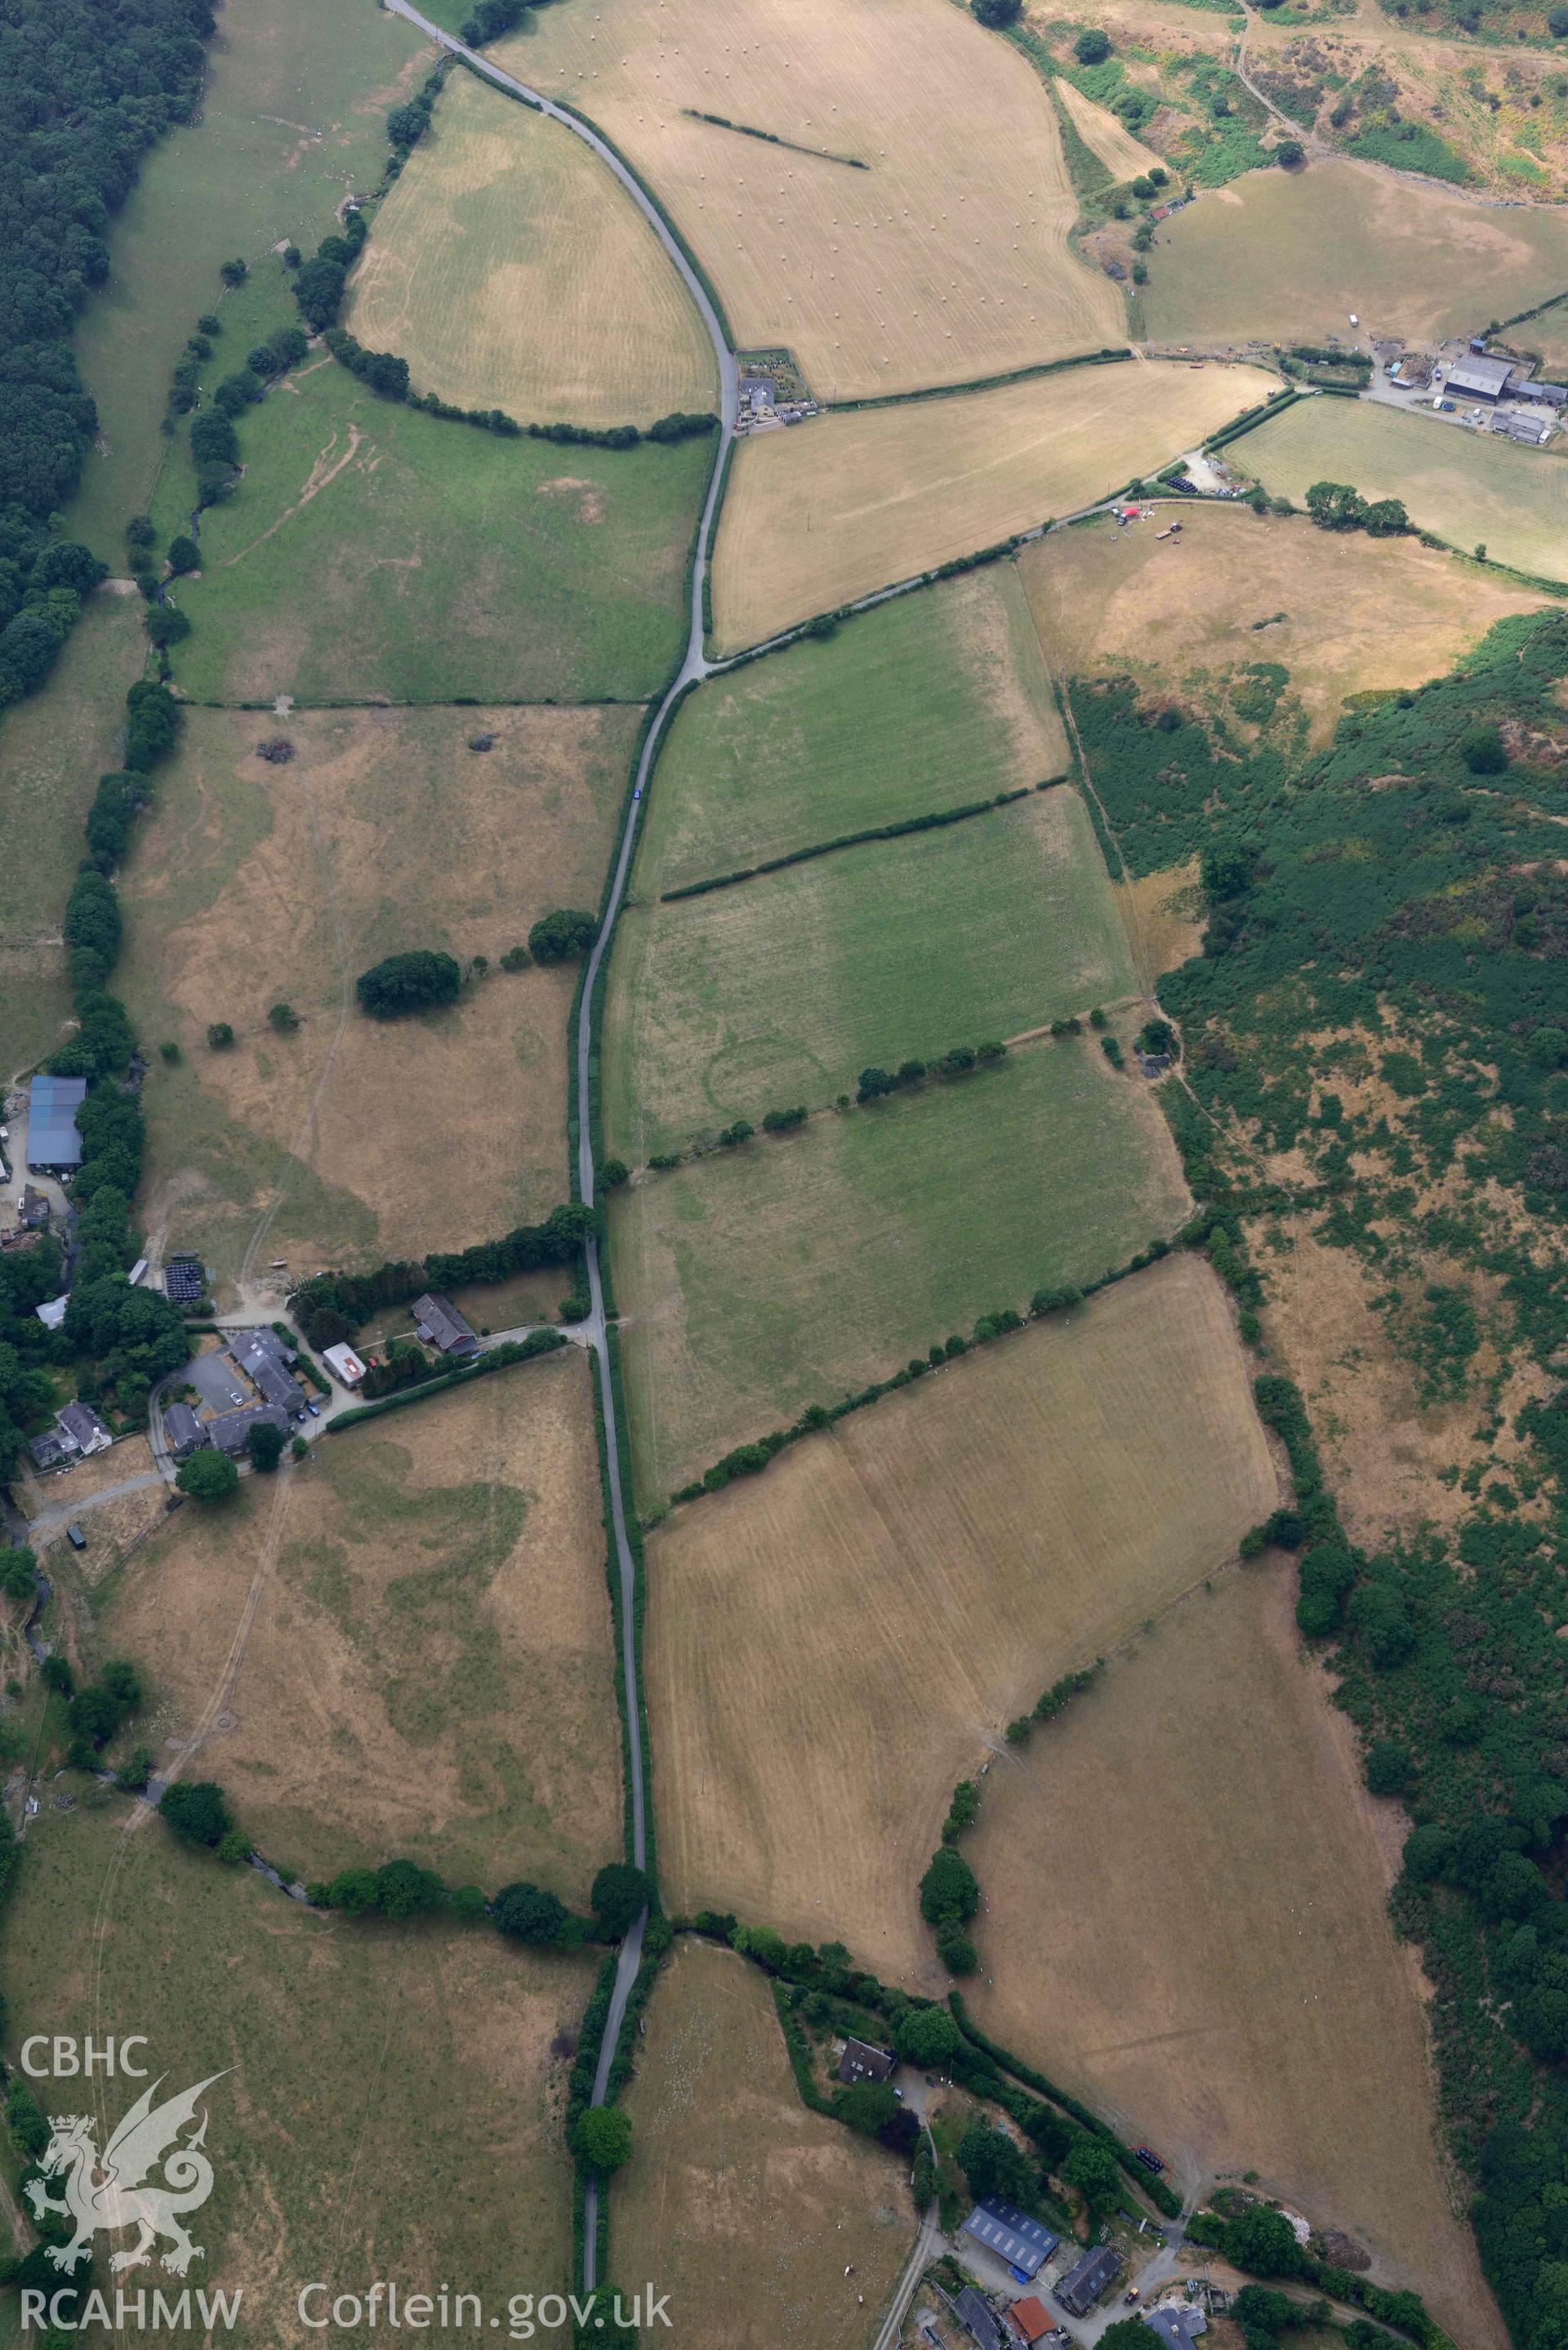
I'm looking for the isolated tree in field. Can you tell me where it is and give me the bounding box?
[158,1781,233,1848]
[206,1021,234,1050]
[355,949,463,1018]
[220,257,247,287]
[1275,137,1305,167]
[493,1878,569,1944]
[247,1420,285,1474]
[528,908,597,965]
[957,2122,1036,2206]
[166,535,200,575]
[571,2106,632,2175]
[176,1449,238,1505]
[268,1001,300,1032]
[935,1916,978,1974]
[590,1862,652,1936]
[1076,26,1111,59]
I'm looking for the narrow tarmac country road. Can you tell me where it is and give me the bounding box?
[380,0,741,2296]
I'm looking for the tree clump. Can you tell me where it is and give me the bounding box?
[355,950,463,1018]
[528,909,597,965]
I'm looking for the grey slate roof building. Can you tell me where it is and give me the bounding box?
[229,1328,303,1414]
[57,1399,113,1456]
[208,1404,292,1457]
[163,1402,206,1462]
[1446,354,1514,401]
[26,1075,87,1170]
[835,2036,896,2085]
[29,1432,73,1471]
[960,2201,1059,2278]
[412,1292,479,1356]
[1054,2246,1124,2317]
[951,2285,1004,2350]
[1144,2308,1208,2348]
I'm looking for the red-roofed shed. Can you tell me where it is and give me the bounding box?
[1005,2297,1053,2345]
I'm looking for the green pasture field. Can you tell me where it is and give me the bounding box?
[612,1039,1189,1501]
[1142,157,1568,350]
[605,788,1135,1157]
[637,566,1068,894]
[0,1801,590,2343]
[0,591,146,1080]
[64,0,433,560]
[165,359,710,702]
[1240,396,1568,586]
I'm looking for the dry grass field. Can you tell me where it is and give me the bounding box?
[646,1255,1278,1976]
[638,565,1066,894]
[614,1038,1189,1501]
[102,1352,618,1903]
[965,1565,1508,2350]
[116,703,635,1292]
[1143,158,1568,349]
[500,0,1123,402]
[0,1801,590,2338]
[617,1940,915,2348]
[1240,398,1568,586]
[346,69,715,426]
[1055,77,1165,180]
[607,788,1135,1156]
[710,359,1276,649]
[1022,503,1550,742]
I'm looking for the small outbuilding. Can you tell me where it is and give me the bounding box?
[962,2201,1059,2280]
[57,1400,113,1457]
[28,1432,73,1472]
[163,1402,207,1463]
[1004,2294,1055,2345]
[323,1342,367,1388]
[835,2036,895,2086]
[412,1292,479,1357]
[1054,2246,1124,2318]
[33,1295,69,1332]
[26,1076,87,1171]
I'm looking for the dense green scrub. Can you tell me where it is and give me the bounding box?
[1071,610,1568,2350]
[0,0,212,707]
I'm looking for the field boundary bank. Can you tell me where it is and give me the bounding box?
[655,778,1069,902]
[822,348,1133,415]
[175,695,651,712]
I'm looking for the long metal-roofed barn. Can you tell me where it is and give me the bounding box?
[1445,353,1516,403]
[26,1075,87,1171]
[960,2200,1059,2279]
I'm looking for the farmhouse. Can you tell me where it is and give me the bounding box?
[1054,2246,1124,2317]
[229,1327,305,1415]
[26,1075,87,1171]
[56,1400,113,1458]
[1143,2306,1208,2348]
[208,1403,292,1457]
[1445,354,1514,403]
[1004,2295,1054,2345]
[323,1342,367,1387]
[951,2285,1005,2350]
[961,2200,1060,2279]
[1500,415,1551,447]
[163,1402,206,1463]
[412,1292,479,1357]
[835,2036,896,2085]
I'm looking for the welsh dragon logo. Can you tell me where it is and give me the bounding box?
[24,2072,229,2276]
